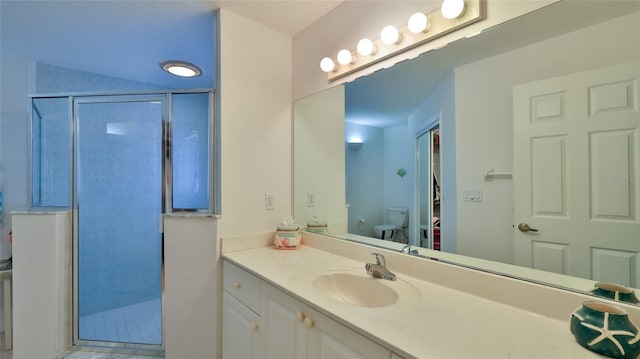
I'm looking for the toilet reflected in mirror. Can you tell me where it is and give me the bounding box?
[373,207,409,242]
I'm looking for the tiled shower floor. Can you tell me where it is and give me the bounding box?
[79,298,162,345]
[58,350,163,359]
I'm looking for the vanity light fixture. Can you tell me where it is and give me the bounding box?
[337,49,356,65]
[320,0,484,81]
[408,12,429,33]
[348,141,364,151]
[160,60,202,78]
[441,0,466,19]
[320,57,337,73]
[380,25,402,45]
[357,38,377,57]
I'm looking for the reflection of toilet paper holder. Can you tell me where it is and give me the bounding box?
[484,168,512,181]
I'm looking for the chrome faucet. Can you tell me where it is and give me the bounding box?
[401,244,428,259]
[401,244,417,255]
[365,253,397,281]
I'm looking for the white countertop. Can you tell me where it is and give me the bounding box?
[223,244,600,359]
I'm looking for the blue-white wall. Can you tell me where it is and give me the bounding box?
[345,122,413,241]
[345,122,383,236]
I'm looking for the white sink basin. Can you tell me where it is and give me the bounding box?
[313,273,398,307]
[312,270,423,308]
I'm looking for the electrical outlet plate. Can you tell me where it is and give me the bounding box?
[307,193,315,207]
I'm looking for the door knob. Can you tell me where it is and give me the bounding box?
[518,223,538,233]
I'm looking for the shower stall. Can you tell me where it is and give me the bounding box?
[30,90,213,352]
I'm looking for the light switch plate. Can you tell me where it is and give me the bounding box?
[463,189,483,202]
[265,193,274,210]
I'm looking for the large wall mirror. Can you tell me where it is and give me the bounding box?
[294,0,640,304]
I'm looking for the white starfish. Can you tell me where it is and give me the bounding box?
[580,312,637,355]
[627,318,640,345]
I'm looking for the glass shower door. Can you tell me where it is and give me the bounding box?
[75,96,164,347]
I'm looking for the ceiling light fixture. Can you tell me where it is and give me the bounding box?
[160,60,202,78]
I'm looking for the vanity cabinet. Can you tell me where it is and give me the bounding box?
[222,292,262,359]
[222,261,262,359]
[261,282,390,359]
[223,260,398,359]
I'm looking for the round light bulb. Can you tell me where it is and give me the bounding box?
[441,0,465,19]
[357,38,377,56]
[408,12,429,33]
[319,57,336,73]
[167,66,197,77]
[337,49,354,65]
[380,25,402,45]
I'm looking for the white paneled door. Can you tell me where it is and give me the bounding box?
[514,61,640,286]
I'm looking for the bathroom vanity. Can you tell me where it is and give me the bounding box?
[221,233,613,358]
[223,260,394,358]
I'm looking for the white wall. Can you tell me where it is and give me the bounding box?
[292,0,557,100]
[0,53,31,332]
[294,86,346,232]
[164,216,218,359]
[453,11,640,264]
[409,72,456,252]
[12,212,70,359]
[0,53,30,260]
[215,8,293,358]
[218,9,292,238]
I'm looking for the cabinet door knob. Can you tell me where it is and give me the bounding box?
[296,312,305,321]
[251,322,259,331]
[233,281,241,289]
[304,317,314,329]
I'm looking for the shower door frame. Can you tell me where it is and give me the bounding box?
[28,88,215,354]
[72,94,168,352]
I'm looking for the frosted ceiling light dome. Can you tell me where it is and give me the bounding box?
[160,60,202,78]
[441,0,465,19]
[408,13,429,33]
[337,49,355,65]
[320,57,336,73]
[357,38,377,56]
[380,25,402,45]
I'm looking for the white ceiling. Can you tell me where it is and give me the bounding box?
[0,0,342,89]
